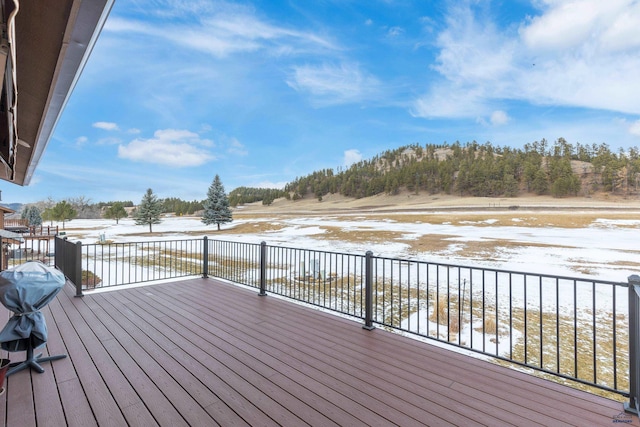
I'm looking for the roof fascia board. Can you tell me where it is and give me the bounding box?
[23,0,114,185]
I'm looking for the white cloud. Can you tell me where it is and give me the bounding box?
[76,136,88,145]
[97,137,122,146]
[629,120,640,136]
[413,1,640,119]
[387,26,404,37]
[93,121,119,131]
[199,124,213,133]
[490,110,510,126]
[600,3,640,51]
[520,1,602,52]
[251,181,287,190]
[343,149,363,166]
[521,0,640,53]
[287,63,380,106]
[474,110,512,127]
[412,86,489,119]
[434,6,516,87]
[412,5,516,118]
[517,0,640,114]
[118,129,215,166]
[227,138,248,156]
[105,6,336,59]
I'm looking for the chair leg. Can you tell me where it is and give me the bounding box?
[6,345,67,377]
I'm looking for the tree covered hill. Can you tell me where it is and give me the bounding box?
[7,138,639,215]
[278,139,640,203]
[228,187,287,207]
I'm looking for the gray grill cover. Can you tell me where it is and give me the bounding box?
[0,262,65,351]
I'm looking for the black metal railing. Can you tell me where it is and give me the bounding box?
[208,240,629,397]
[54,237,82,295]
[367,257,628,396]
[2,235,57,269]
[54,235,638,406]
[205,238,262,287]
[56,237,204,293]
[260,243,368,318]
[4,247,55,268]
[626,275,640,415]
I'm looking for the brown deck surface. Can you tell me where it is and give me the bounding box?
[0,277,637,426]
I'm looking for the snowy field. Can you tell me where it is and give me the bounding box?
[47,213,640,282]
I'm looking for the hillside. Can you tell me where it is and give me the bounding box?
[233,139,640,211]
[234,189,640,216]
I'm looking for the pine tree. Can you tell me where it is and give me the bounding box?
[202,175,233,230]
[532,170,549,195]
[41,208,53,226]
[50,201,77,230]
[134,188,162,232]
[104,202,128,224]
[503,174,519,197]
[21,205,43,226]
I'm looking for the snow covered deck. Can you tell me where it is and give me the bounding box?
[0,277,636,426]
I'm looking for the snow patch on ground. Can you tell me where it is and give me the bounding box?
[45,215,640,282]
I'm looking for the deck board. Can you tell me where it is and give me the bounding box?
[0,277,637,426]
[169,284,495,426]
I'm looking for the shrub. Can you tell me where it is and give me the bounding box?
[82,270,102,289]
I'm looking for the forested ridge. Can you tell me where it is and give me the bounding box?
[228,187,288,207]
[11,138,640,217]
[279,138,640,203]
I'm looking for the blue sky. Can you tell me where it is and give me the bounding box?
[3,0,640,204]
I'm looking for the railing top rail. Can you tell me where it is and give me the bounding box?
[57,235,629,288]
[81,238,205,246]
[204,238,261,247]
[370,253,627,287]
[263,243,367,258]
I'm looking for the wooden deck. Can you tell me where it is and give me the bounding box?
[0,277,637,426]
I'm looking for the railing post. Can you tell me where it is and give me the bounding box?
[259,241,267,296]
[73,241,83,297]
[363,250,375,330]
[202,236,209,278]
[626,275,640,415]
[54,236,62,271]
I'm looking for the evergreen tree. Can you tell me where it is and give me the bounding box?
[41,207,53,225]
[21,205,43,226]
[134,188,163,232]
[503,174,519,197]
[532,170,549,195]
[262,194,275,206]
[50,200,77,229]
[202,175,233,230]
[104,202,128,224]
